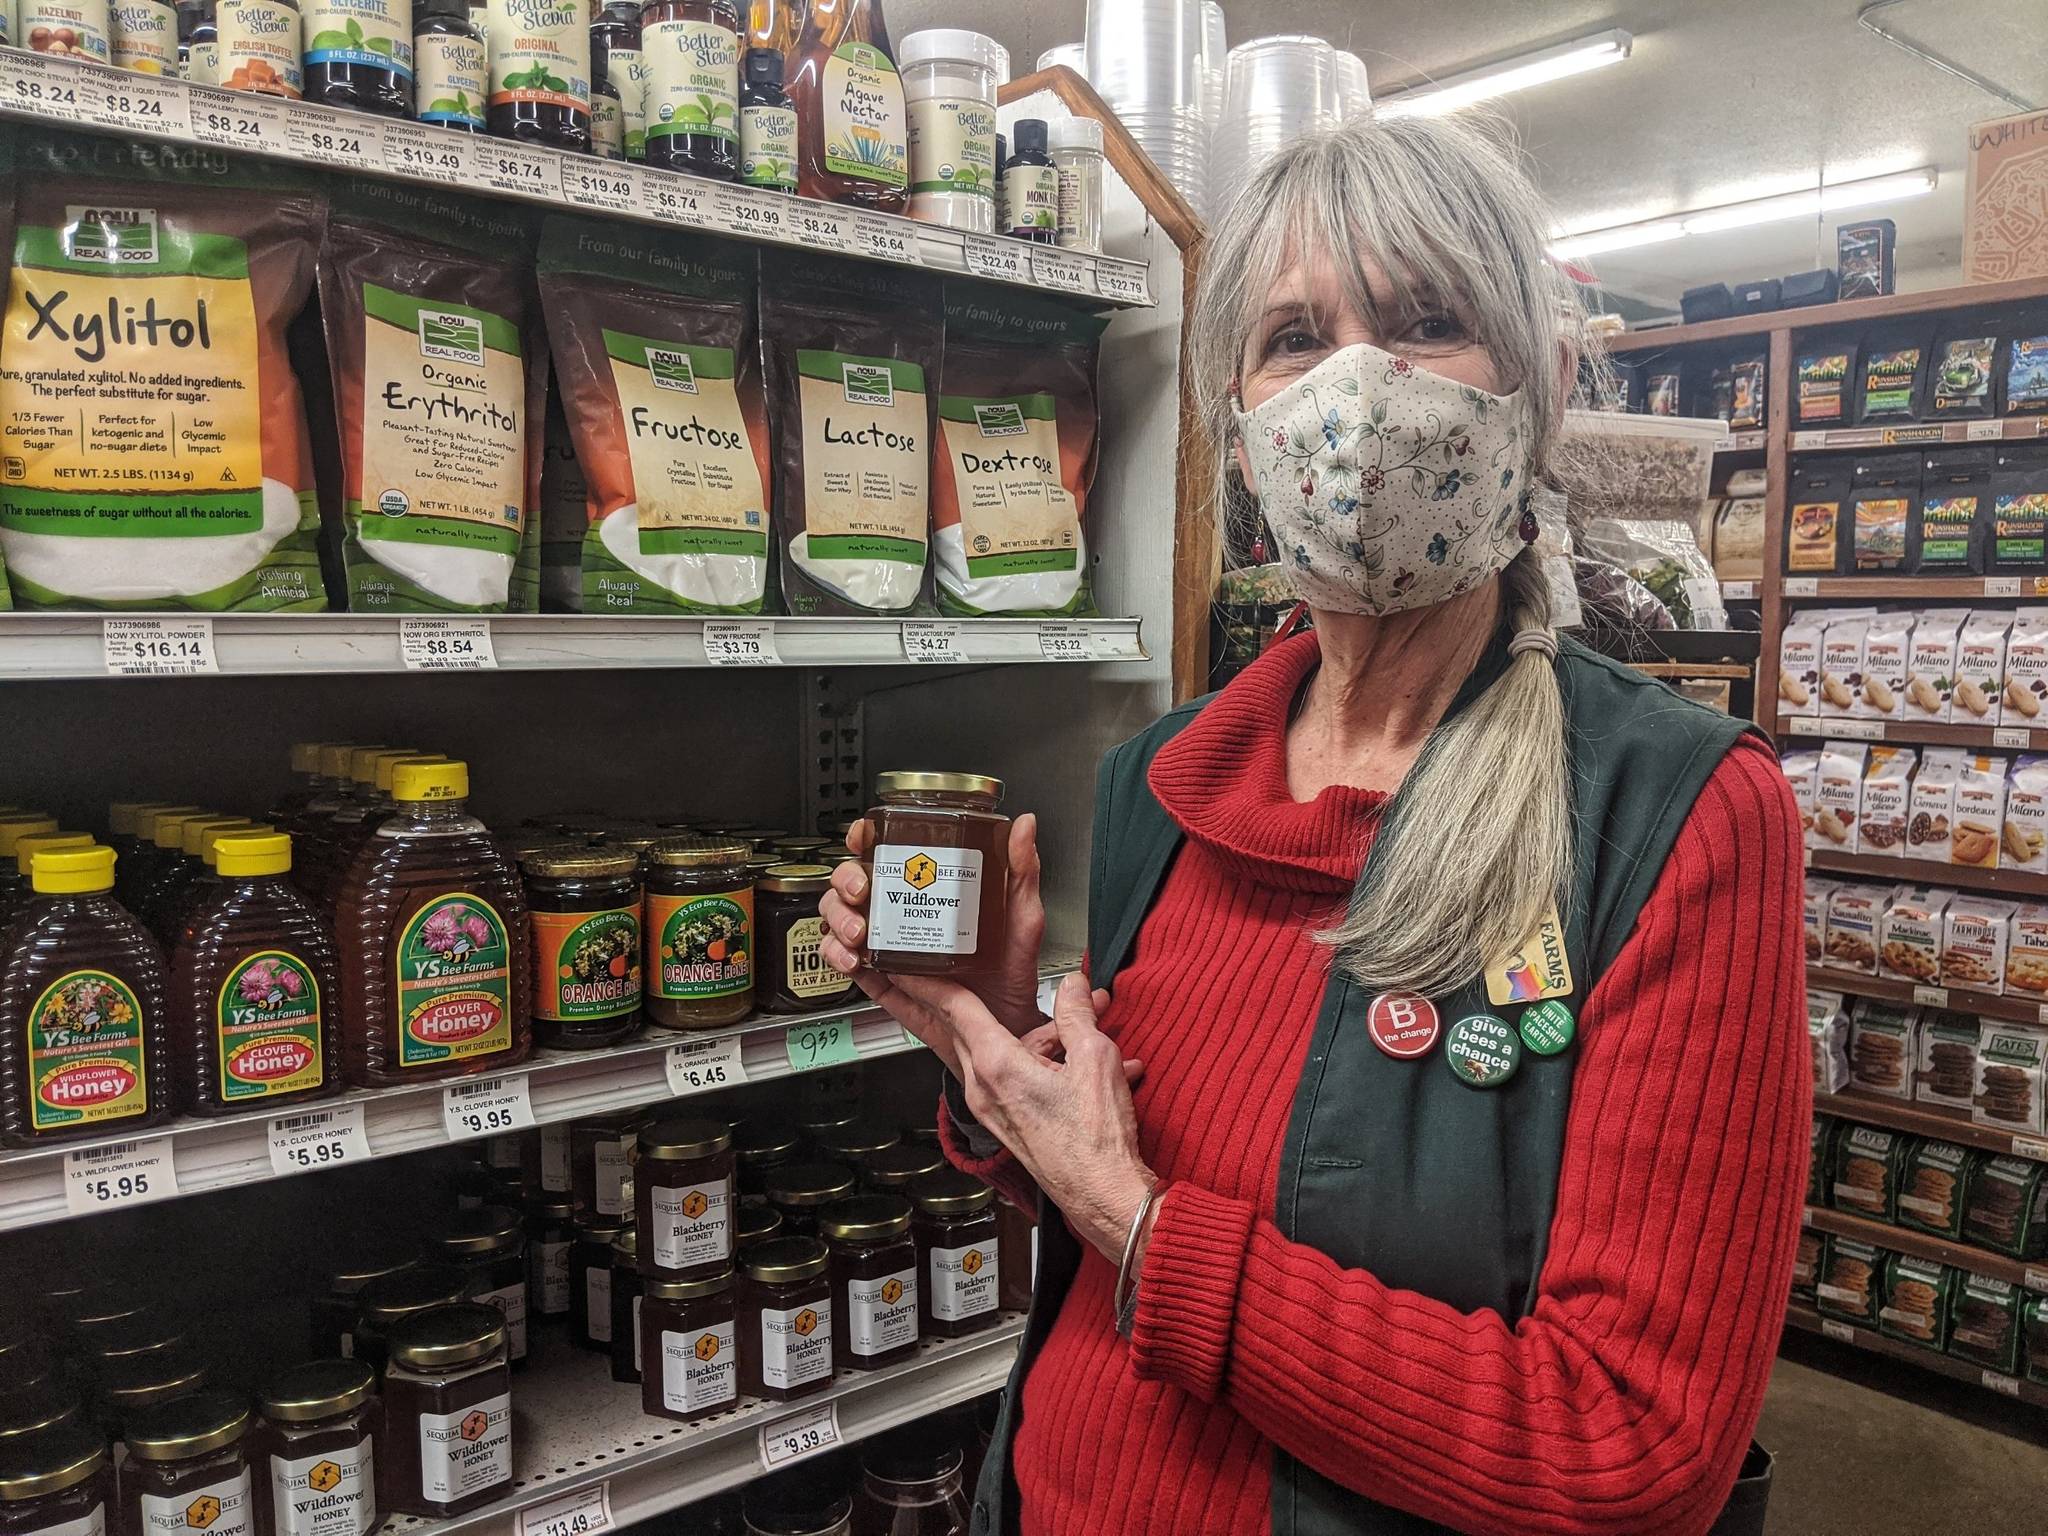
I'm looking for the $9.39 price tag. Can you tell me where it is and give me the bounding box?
[64,1138,179,1216]
[784,1018,858,1071]
[759,1401,842,1472]
[517,1483,614,1536]
[443,1075,535,1142]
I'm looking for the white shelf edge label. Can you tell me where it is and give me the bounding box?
[902,621,966,664]
[759,1400,842,1471]
[1829,718,1883,740]
[268,1102,371,1177]
[517,1481,614,1536]
[1966,419,2007,441]
[474,139,556,196]
[7,52,83,119]
[1995,727,2031,748]
[1783,578,1819,597]
[1985,576,2022,597]
[2012,1133,2048,1161]
[1982,1369,2021,1398]
[711,183,786,240]
[1783,716,1821,735]
[399,616,497,671]
[64,1138,178,1215]
[443,1075,535,1141]
[188,88,286,150]
[1791,432,1825,451]
[82,70,191,137]
[634,167,714,227]
[562,156,637,213]
[1721,581,1756,600]
[850,211,919,264]
[703,621,780,666]
[283,102,385,168]
[1094,261,1147,304]
[787,201,854,253]
[665,1034,748,1095]
[2025,1265,2048,1292]
[103,617,218,677]
[1031,247,1091,293]
[1038,623,1090,662]
[963,234,1027,283]
[382,121,471,184]
[1911,985,1948,1008]
[1820,1318,1856,1344]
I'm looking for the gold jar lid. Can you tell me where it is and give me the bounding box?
[357,1264,471,1325]
[909,1169,995,1216]
[430,1205,523,1257]
[817,1195,912,1243]
[725,827,788,849]
[527,1195,575,1222]
[648,836,752,870]
[576,1215,629,1241]
[638,1117,733,1162]
[63,1283,148,1331]
[259,1360,376,1424]
[0,1423,105,1501]
[644,1267,735,1303]
[799,1112,858,1140]
[765,1162,857,1209]
[740,1237,829,1285]
[814,1117,901,1163]
[611,1228,640,1264]
[523,848,640,879]
[816,844,858,865]
[874,771,1004,800]
[87,1312,182,1366]
[387,1303,506,1372]
[734,1121,802,1164]
[743,854,782,877]
[597,830,664,855]
[738,1203,784,1246]
[757,863,833,894]
[863,1143,946,1187]
[100,1349,208,1407]
[0,1384,79,1441]
[771,837,830,857]
[320,1241,420,1295]
[123,1390,250,1463]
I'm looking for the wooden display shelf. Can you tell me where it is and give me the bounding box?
[1777,575,2048,600]
[1805,846,2048,899]
[1813,1083,2048,1161]
[1790,418,2046,453]
[1783,1301,2048,1407]
[1607,273,2048,354]
[1777,715,2048,751]
[1801,1206,2042,1289]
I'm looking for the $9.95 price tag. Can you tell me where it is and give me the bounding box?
[665,1033,749,1095]
[64,1138,179,1216]
[443,1075,535,1142]
[517,1482,614,1536]
[267,1102,370,1177]
[759,1401,841,1472]
[399,617,496,671]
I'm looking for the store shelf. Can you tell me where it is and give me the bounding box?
[1801,1206,2045,1290]
[1807,965,2048,1031]
[0,48,1153,309]
[1783,1302,2048,1406]
[1791,418,2046,453]
[0,613,1148,681]
[1778,715,2048,751]
[1776,575,2048,601]
[1814,1083,2048,1162]
[378,1317,1025,1535]
[1803,846,2048,899]
[1605,273,2048,354]
[1718,431,1768,453]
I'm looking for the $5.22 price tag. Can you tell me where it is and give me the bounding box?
[399,617,496,671]
[759,1401,842,1472]
[443,1075,535,1142]
[64,1138,179,1216]
[267,1102,371,1177]
[517,1482,614,1536]
[665,1033,749,1095]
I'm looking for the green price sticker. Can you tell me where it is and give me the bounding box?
[785,1018,859,1072]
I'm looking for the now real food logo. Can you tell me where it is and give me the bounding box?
[973,402,1028,437]
[648,347,699,394]
[418,309,485,365]
[64,205,159,265]
[26,970,149,1130]
[842,362,894,407]
[396,894,512,1066]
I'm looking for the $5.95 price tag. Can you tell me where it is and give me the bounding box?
[443,1075,535,1142]
[267,1102,370,1177]
[759,1401,841,1472]
[785,1017,858,1072]
[103,617,218,676]
[665,1034,749,1095]
[64,1138,179,1216]
[517,1482,614,1536]
[399,617,496,671]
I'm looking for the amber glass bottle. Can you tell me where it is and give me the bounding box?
[743,0,798,51]
[0,847,173,1149]
[170,833,340,1118]
[786,0,908,210]
[332,761,532,1089]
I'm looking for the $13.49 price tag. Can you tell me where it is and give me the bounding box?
[517,1482,614,1536]
[759,1401,841,1472]
[103,618,218,676]
[785,1017,858,1071]
[666,1034,749,1095]
[268,1102,371,1177]
[64,1138,179,1216]
[702,621,780,666]
[399,617,496,671]
[443,1075,535,1142]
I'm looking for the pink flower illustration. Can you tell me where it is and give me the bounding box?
[240,969,274,1005]
[1362,467,1385,493]
[463,914,493,948]
[278,968,305,998]
[1392,357,1413,375]
[1272,428,1287,447]
[422,907,466,953]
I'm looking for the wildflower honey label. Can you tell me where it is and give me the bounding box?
[648,886,752,1000]
[25,969,149,1131]
[645,17,739,147]
[531,907,640,1022]
[395,894,512,1067]
[216,949,325,1102]
[822,41,907,189]
[870,843,983,955]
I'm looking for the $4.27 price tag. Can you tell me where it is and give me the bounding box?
[103,618,218,676]
[785,1017,858,1072]
[902,621,966,664]
[399,617,496,671]
[443,1075,535,1142]
[517,1482,614,1536]
[64,1138,179,1216]
[759,1400,842,1472]
[702,621,780,666]
[665,1033,749,1095]
[267,1102,371,1177]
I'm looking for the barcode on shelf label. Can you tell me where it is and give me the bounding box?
[665,1034,748,1095]
[1995,728,2031,748]
[759,1401,841,1471]
[964,235,1026,282]
[1721,581,1756,600]
[636,168,714,227]
[1912,985,1949,1008]
[712,184,787,240]
[474,141,556,197]
[562,158,637,213]
[1985,576,2022,597]
[1784,578,1818,597]
[902,622,966,663]
[268,1102,370,1177]
[1095,262,1148,304]
[1782,716,1821,735]
[189,88,286,150]
[399,617,496,671]
[1038,624,1091,662]
[1832,719,1883,740]
[103,618,217,676]
[851,212,918,264]
[787,201,854,253]
[284,104,385,168]
[1031,248,1091,293]
[443,1076,535,1141]
[82,71,190,138]
[383,121,471,184]
[786,1017,857,1071]
[517,1481,614,1536]
[2012,1133,2048,1160]
[1820,1318,1856,1344]
[703,621,779,665]
[1982,1370,2022,1398]
[64,1139,178,1215]
[7,54,83,120]
[1967,419,2007,442]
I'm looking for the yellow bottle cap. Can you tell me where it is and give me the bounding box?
[376,753,448,794]
[108,802,173,838]
[351,745,412,785]
[0,815,60,857]
[139,806,203,846]
[31,845,115,895]
[14,832,92,878]
[317,745,362,780]
[289,743,334,775]
[182,817,253,858]
[154,810,218,851]
[215,832,292,878]
[392,760,469,804]
[201,823,275,868]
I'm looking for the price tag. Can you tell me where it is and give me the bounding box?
[562,157,637,213]
[103,618,218,677]
[267,1103,371,1177]
[712,184,787,240]
[1995,727,2031,748]
[964,234,1027,283]
[2012,1133,2048,1160]
[284,104,385,168]
[703,620,780,665]
[1912,985,1949,1008]
[1721,581,1756,600]
[1782,716,1820,736]
[1982,1370,2022,1398]
[1031,247,1091,294]
[1095,261,1149,304]
[6,53,83,120]
[665,1034,749,1095]
[1783,577,1818,597]
[383,121,471,184]
[399,617,496,671]
[1790,431,1826,451]
[473,140,557,198]
[517,1482,614,1536]
[189,88,285,151]
[1038,623,1091,662]
[787,200,854,252]
[443,1075,535,1141]
[2025,1265,2048,1292]
[64,1139,178,1216]
[635,168,714,227]
[785,1017,858,1071]
[82,71,190,138]
[1820,1319,1855,1344]
[851,212,919,264]
[1985,576,2022,597]
[1967,419,2007,442]
[1831,718,1883,740]
[902,621,966,664]
[759,1401,842,1472]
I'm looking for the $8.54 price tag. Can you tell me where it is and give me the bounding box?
[665,1034,749,1095]
[64,1138,179,1216]
[517,1482,614,1536]
[443,1075,535,1142]
[399,617,496,671]
[103,618,218,676]
[759,1401,842,1472]
[267,1102,370,1177]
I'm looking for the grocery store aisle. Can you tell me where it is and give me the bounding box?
[1761,1337,2048,1533]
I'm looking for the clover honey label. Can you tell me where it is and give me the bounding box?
[217,950,324,1102]
[929,1238,998,1322]
[648,886,752,1000]
[662,1319,736,1412]
[395,894,511,1068]
[531,906,640,1022]
[847,1266,917,1355]
[650,1173,731,1269]
[25,969,149,1132]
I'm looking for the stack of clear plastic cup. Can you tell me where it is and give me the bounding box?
[1198,2,1229,122]
[1333,50,1372,117]
[1038,42,1086,78]
[1085,0,1209,215]
[1209,35,1342,216]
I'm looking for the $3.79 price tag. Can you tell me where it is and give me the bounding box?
[517,1482,614,1536]
[64,1138,179,1216]
[759,1401,841,1472]
[666,1034,749,1095]
[267,1102,370,1177]
[702,621,780,666]
[443,1075,535,1142]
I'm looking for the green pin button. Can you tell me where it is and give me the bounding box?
[1444,1014,1521,1088]
[1519,998,1576,1056]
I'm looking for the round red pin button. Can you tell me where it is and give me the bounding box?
[1366,991,1441,1058]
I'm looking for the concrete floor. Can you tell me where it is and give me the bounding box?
[1759,1334,2048,1533]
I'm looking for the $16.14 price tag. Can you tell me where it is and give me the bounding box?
[399,617,496,671]
[517,1482,614,1536]
[759,1401,841,1472]
[268,1102,371,1177]
[103,617,218,676]
[64,1138,179,1216]
[666,1034,749,1095]
[443,1075,535,1142]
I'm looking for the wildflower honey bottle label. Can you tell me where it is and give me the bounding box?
[216,949,325,1102]
[822,40,906,189]
[395,893,512,1067]
[648,886,752,1000]
[531,907,641,1022]
[646,17,739,148]
[26,970,149,1131]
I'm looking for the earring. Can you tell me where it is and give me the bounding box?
[1518,492,1539,545]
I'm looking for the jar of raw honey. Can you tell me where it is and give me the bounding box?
[862,774,1008,976]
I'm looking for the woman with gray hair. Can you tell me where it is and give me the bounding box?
[821,111,1806,1536]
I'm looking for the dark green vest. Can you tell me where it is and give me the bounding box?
[969,635,1757,1536]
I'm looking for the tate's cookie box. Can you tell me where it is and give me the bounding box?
[1973,1024,2048,1134]
[1916,1010,1982,1110]
[1848,996,1916,1098]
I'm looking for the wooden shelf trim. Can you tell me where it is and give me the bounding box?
[1804,847,2048,899]
[1782,1302,2048,1406]
[1606,272,2048,354]
[1801,1206,2042,1289]
[1813,1083,2048,1161]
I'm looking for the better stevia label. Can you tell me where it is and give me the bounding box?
[759,1296,833,1389]
[25,970,150,1132]
[141,1473,253,1536]
[485,0,591,113]
[939,393,1078,577]
[417,1392,511,1502]
[110,0,179,73]
[650,1174,731,1270]
[822,41,906,189]
[530,907,640,1022]
[795,350,929,565]
[394,893,513,1068]
[645,17,739,147]
[908,97,997,198]
[592,95,624,158]
[930,1237,998,1322]
[271,1440,375,1536]
[869,843,983,956]
[613,46,648,156]
[23,2,111,62]
[847,1266,917,1355]
[663,1321,736,1411]
[603,332,767,558]
[415,33,489,128]
[216,949,325,1102]
[305,0,415,81]
[218,0,305,96]
[784,916,844,1000]
[648,886,753,1000]
[740,103,798,189]
[1444,1014,1521,1088]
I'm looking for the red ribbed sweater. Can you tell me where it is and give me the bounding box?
[945,632,1809,1536]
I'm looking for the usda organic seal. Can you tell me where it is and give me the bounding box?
[1444,1013,1521,1088]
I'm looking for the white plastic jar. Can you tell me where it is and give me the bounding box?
[1047,116,1105,253]
[900,28,1004,234]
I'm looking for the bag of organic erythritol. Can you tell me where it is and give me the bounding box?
[0,131,327,610]
[761,250,941,616]
[318,177,543,613]
[932,285,1106,617]
[537,216,772,614]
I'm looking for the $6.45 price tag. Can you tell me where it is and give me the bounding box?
[64,1138,179,1216]
[517,1482,614,1536]
[268,1102,370,1177]
[665,1033,749,1095]
[759,1401,842,1472]
[443,1075,535,1142]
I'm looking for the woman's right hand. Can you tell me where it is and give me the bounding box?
[819,811,1047,1038]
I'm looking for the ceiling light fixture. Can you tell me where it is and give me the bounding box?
[1376,28,1633,119]
[1548,167,1939,260]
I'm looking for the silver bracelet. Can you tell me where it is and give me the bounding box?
[1111,1183,1161,1330]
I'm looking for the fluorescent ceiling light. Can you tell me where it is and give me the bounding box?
[1549,221,1685,260]
[1548,168,1938,260]
[1377,29,1632,118]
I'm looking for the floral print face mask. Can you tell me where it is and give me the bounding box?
[1233,341,1534,615]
